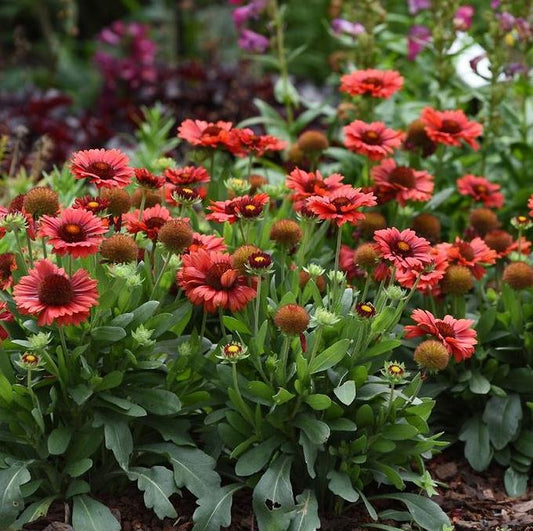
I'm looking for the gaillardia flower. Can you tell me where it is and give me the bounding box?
[374,227,432,270]
[40,208,107,258]
[340,69,404,99]
[343,121,404,160]
[177,119,233,149]
[286,168,344,210]
[456,175,504,208]
[177,249,256,313]
[13,259,99,326]
[404,309,477,362]
[70,148,133,188]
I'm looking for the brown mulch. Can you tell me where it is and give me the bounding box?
[23,448,533,531]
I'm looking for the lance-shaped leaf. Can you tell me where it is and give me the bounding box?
[0,464,31,525]
[72,495,120,531]
[289,490,320,531]
[192,484,241,531]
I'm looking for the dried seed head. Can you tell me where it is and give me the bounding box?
[23,187,59,217]
[270,219,302,247]
[414,340,450,371]
[231,245,261,272]
[412,213,441,243]
[469,208,499,236]
[274,304,309,335]
[101,188,132,216]
[441,265,474,295]
[357,212,387,237]
[484,229,513,253]
[297,130,329,153]
[131,188,162,208]
[158,219,194,253]
[100,234,138,263]
[354,243,378,269]
[503,261,533,290]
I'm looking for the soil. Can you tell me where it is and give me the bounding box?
[23,447,533,531]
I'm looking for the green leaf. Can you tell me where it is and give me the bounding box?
[482,394,522,450]
[504,467,528,497]
[304,394,332,410]
[143,443,220,498]
[469,371,491,394]
[192,484,241,531]
[334,380,356,405]
[103,418,132,471]
[252,455,294,531]
[72,495,120,531]
[247,381,275,405]
[48,427,73,455]
[0,465,31,525]
[294,415,330,444]
[361,340,402,360]
[381,423,419,441]
[222,316,251,335]
[425,186,454,210]
[127,466,178,519]
[475,306,496,342]
[289,490,320,531]
[327,471,359,502]
[236,436,282,477]
[65,458,93,478]
[90,326,127,343]
[273,388,295,405]
[142,418,194,446]
[131,301,160,326]
[66,480,91,498]
[370,463,404,490]
[129,388,181,415]
[0,372,13,404]
[69,384,93,405]
[12,496,56,528]
[93,371,123,392]
[309,339,350,374]
[372,493,450,530]
[459,416,492,472]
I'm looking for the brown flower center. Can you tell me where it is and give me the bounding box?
[474,185,486,194]
[38,274,73,306]
[145,217,166,230]
[396,240,411,253]
[332,196,351,211]
[362,130,381,145]
[88,161,114,180]
[456,242,475,261]
[205,262,235,290]
[389,166,416,188]
[59,223,86,243]
[306,178,326,193]
[440,119,461,134]
[364,77,383,87]
[202,125,222,137]
[436,321,455,338]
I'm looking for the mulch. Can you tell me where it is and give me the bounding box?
[23,447,533,531]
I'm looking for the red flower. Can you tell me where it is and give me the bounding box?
[421,107,483,150]
[226,128,287,157]
[177,119,233,149]
[436,237,496,279]
[529,195,533,217]
[339,245,365,281]
[206,193,269,224]
[340,69,404,99]
[306,186,377,226]
[72,196,110,214]
[0,253,16,290]
[40,208,107,258]
[344,121,404,160]
[123,204,172,240]
[13,259,98,327]
[395,247,448,295]
[456,175,504,208]
[372,159,434,206]
[404,309,477,362]
[134,168,166,189]
[0,301,14,341]
[186,233,227,254]
[70,149,133,188]
[177,249,256,313]
[286,168,345,210]
[374,227,432,270]
[164,166,211,186]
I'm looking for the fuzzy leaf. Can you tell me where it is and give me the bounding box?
[236,436,282,477]
[327,471,359,502]
[334,380,356,405]
[72,495,120,531]
[289,490,320,531]
[459,416,492,472]
[504,467,528,497]
[12,496,56,528]
[482,394,522,450]
[129,388,181,416]
[0,465,31,525]
[192,484,241,531]
[308,339,350,374]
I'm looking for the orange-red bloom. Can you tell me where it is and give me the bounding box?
[226,128,287,157]
[404,309,477,362]
[436,237,496,279]
[395,247,448,295]
[186,233,227,254]
[372,159,434,205]
[206,193,269,224]
[177,249,256,313]
[164,166,210,186]
[340,69,404,99]
[374,227,432,270]
[528,194,533,217]
[134,168,166,189]
[286,168,345,210]
[456,175,504,208]
[40,208,107,258]
[421,107,483,150]
[13,259,98,326]
[343,121,404,160]
[123,204,172,240]
[72,196,110,215]
[306,186,377,226]
[0,253,16,290]
[70,149,133,188]
[177,119,233,149]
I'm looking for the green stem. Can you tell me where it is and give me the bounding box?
[254,275,262,336]
[13,230,29,274]
[150,252,172,299]
[199,310,207,344]
[232,362,255,426]
[25,232,34,267]
[57,327,69,386]
[218,306,228,342]
[277,335,291,384]
[41,238,48,259]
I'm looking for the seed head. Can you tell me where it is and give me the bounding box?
[101,188,132,216]
[23,187,59,217]
[100,234,139,263]
[274,304,309,335]
[270,219,302,247]
[297,130,329,153]
[414,340,450,372]
[412,213,441,243]
[469,208,499,236]
[503,261,533,290]
[158,219,194,254]
[441,265,474,295]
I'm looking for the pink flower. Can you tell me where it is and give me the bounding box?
[70,149,133,188]
[340,69,404,99]
[408,25,431,61]
[456,175,504,208]
[374,227,432,270]
[343,121,404,161]
[454,6,474,31]
[286,168,345,210]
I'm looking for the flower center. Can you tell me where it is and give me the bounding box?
[59,223,86,243]
[331,196,351,211]
[38,274,74,306]
[224,344,242,357]
[389,166,416,188]
[202,125,222,137]
[0,253,15,278]
[440,119,461,134]
[145,217,166,230]
[388,364,404,375]
[306,178,326,193]
[436,321,455,338]
[23,354,38,364]
[205,262,235,290]
[456,242,475,261]
[474,185,486,194]
[362,130,381,145]
[87,201,100,209]
[88,161,114,180]
[396,240,411,253]
[364,77,383,87]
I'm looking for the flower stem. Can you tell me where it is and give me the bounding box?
[232,362,255,426]
[277,335,290,384]
[254,275,262,336]
[150,252,172,299]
